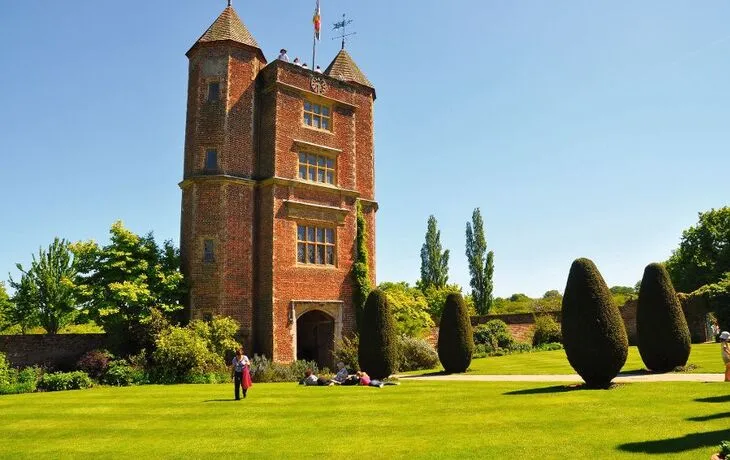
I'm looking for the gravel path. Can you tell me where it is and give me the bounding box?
[399,373,724,383]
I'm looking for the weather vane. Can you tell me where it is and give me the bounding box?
[332,14,356,50]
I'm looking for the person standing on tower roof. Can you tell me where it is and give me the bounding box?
[293,57,302,66]
[278,49,289,62]
[315,65,322,73]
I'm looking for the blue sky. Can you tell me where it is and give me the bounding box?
[1,0,729,298]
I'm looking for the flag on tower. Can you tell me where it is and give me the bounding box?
[313,0,321,40]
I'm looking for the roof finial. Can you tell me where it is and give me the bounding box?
[332,13,356,50]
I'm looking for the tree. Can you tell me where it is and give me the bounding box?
[422,283,468,320]
[378,282,434,337]
[543,290,561,299]
[358,289,397,379]
[72,221,185,353]
[666,207,730,293]
[0,282,13,332]
[8,238,79,334]
[561,258,628,388]
[465,208,495,315]
[352,200,371,331]
[637,263,691,372]
[420,215,450,290]
[437,293,474,373]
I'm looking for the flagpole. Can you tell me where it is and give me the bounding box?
[312,0,320,69]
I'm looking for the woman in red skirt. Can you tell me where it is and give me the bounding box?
[231,348,253,400]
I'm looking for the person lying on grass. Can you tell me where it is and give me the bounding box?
[355,371,399,388]
[299,368,333,386]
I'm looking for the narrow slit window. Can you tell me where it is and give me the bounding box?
[204,149,218,171]
[207,82,220,102]
[203,239,215,263]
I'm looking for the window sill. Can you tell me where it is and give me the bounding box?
[302,124,334,135]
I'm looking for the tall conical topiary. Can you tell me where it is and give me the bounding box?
[561,258,628,388]
[637,263,691,372]
[357,289,397,379]
[437,293,474,373]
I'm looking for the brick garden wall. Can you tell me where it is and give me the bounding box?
[0,334,108,369]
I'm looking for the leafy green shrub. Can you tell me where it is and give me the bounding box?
[76,349,113,380]
[358,289,397,379]
[437,293,474,373]
[38,371,93,392]
[507,342,532,354]
[534,342,564,351]
[379,282,434,337]
[532,315,562,346]
[473,320,514,350]
[396,335,439,371]
[637,263,691,372]
[334,334,359,372]
[562,258,628,388]
[0,366,42,395]
[101,360,144,386]
[719,440,730,458]
[248,355,320,383]
[188,316,241,357]
[0,352,11,386]
[151,326,225,383]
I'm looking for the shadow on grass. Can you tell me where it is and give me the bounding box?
[695,395,730,403]
[203,399,237,403]
[398,371,448,378]
[617,428,730,454]
[503,385,581,395]
[687,411,730,422]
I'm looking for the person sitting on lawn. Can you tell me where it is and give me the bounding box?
[299,368,333,386]
[332,362,349,384]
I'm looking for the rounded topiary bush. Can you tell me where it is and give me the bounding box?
[358,289,397,379]
[437,293,474,373]
[637,263,691,373]
[561,258,628,388]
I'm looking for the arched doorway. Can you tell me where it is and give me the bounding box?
[296,310,334,369]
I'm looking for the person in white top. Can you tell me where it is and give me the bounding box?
[278,49,289,62]
[720,331,730,382]
[314,65,322,73]
[231,348,252,399]
[293,57,302,66]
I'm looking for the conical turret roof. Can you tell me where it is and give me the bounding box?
[189,6,261,56]
[324,49,374,91]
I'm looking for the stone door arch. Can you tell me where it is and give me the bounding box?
[292,301,343,369]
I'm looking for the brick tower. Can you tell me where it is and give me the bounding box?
[180,5,377,367]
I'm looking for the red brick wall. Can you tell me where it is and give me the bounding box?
[0,334,108,369]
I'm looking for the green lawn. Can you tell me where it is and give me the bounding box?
[2,381,730,458]
[409,342,723,375]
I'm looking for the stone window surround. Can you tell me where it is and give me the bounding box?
[302,97,333,133]
[296,223,336,267]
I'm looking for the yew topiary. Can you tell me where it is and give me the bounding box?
[637,263,691,372]
[357,289,397,379]
[437,293,474,373]
[561,258,628,388]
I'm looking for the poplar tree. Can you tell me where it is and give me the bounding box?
[420,215,450,289]
[465,208,495,314]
